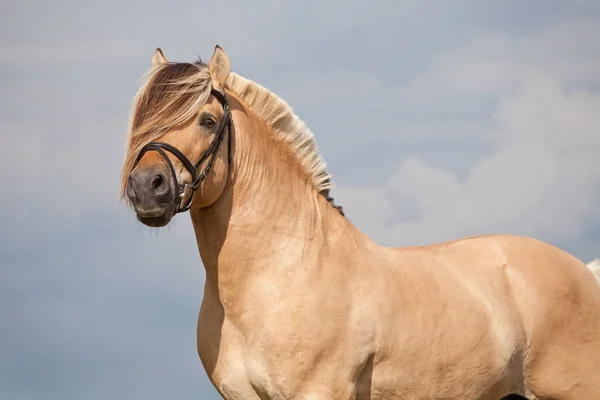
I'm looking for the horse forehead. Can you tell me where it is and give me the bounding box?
[207,95,228,116]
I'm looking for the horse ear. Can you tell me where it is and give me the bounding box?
[152,48,168,67]
[208,45,230,88]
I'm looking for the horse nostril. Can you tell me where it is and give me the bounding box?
[151,174,164,191]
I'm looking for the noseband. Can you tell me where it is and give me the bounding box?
[132,89,232,213]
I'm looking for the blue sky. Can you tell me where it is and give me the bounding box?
[2,1,600,398]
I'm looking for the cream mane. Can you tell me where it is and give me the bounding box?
[120,60,342,214]
[225,72,333,193]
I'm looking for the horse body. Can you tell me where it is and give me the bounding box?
[195,212,600,399]
[121,45,600,399]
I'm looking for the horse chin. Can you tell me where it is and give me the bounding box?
[136,209,175,228]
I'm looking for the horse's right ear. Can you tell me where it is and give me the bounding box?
[152,48,168,67]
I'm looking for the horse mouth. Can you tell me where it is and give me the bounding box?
[135,207,174,227]
[137,213,172,227]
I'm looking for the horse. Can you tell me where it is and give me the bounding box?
[120,45,600,399]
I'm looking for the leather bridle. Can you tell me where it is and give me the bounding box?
[132,88,233,213]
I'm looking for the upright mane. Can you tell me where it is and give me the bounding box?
[225,72,344,216]
[120,59,344,216]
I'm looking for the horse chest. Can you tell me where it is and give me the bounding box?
[199,326,295,399]
[234,348,295,399]
[227,342,364,399]
[206,355,287,400]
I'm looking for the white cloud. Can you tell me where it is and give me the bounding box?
[326,18,600,257]
[284,17,600,116]
[337,73,600,256]
[405,18,600,98]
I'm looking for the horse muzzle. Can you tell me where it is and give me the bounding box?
[127,164,177,227]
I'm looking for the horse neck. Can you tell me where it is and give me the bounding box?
[189,102,348,303]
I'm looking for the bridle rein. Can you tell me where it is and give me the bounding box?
[132,88,233,213]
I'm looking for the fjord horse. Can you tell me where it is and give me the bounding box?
[120,45,600,399]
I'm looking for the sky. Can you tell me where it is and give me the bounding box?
[1,1,600,398]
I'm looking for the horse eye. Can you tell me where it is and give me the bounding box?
[201,118,216,129]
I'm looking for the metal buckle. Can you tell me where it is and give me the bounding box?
[178,184,194,210]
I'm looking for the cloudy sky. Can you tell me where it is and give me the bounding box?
[2,1,600,398]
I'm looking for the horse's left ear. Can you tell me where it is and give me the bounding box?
[208,45,230,88]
